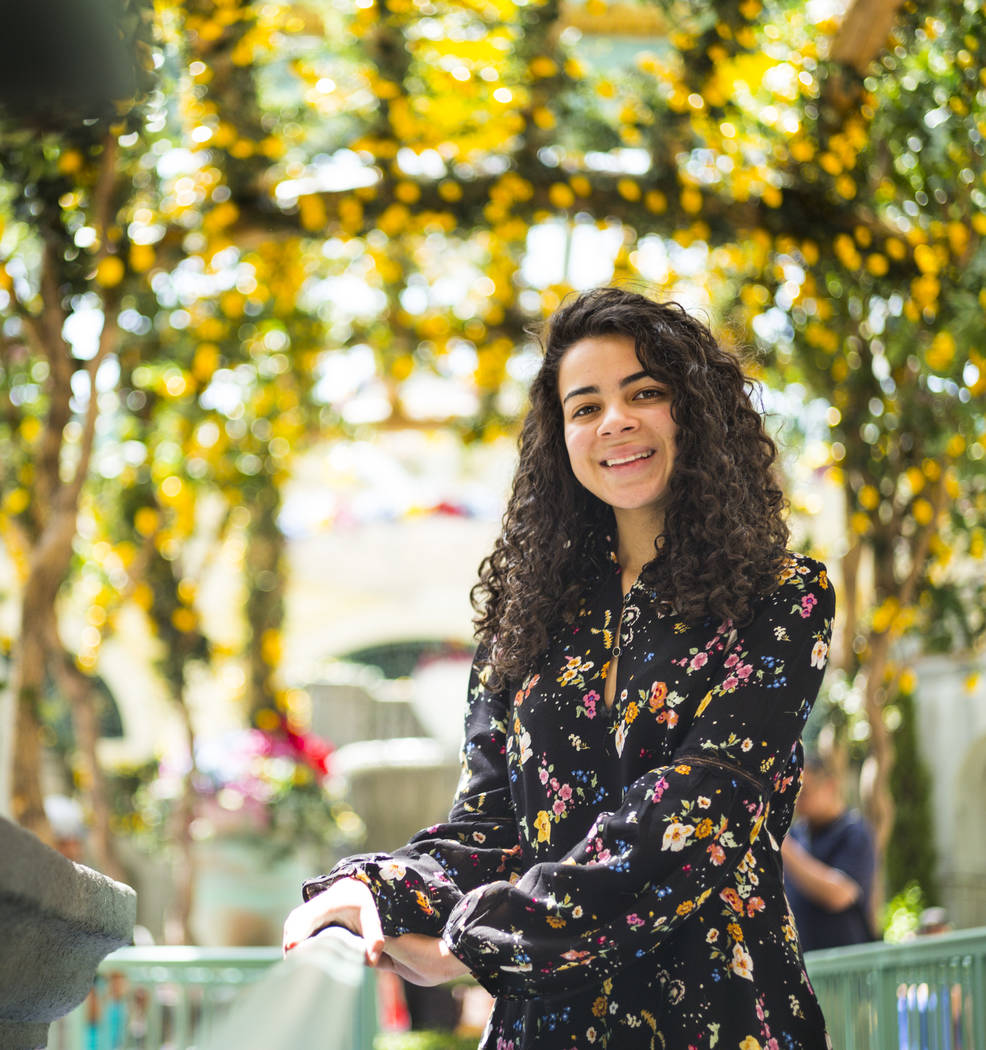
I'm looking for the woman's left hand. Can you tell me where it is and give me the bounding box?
[377,934,470,986]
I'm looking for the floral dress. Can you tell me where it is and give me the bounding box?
[304,553,835,1050]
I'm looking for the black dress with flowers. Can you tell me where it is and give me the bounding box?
[305,553,835,1050]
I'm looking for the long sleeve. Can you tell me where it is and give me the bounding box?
[303,652,525,938]
[442,559,835,998]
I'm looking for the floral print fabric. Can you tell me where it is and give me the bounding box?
[305,553,835,1050]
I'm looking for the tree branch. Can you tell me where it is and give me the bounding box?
[62,298,120,509]
[830,0,906,74]
[91,133,120,254]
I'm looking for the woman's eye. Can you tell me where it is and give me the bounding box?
[572,404,597,418]
[634,387,667,400]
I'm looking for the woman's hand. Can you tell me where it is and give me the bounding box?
[282,877,384,966]
[376,934,470,987]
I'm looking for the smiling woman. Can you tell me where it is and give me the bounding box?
[474,287,791,689]
[287,287,836,1050]
[559,333,677,554]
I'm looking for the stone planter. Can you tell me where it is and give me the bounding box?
[330,737,460,853]
[0,816,136,1050]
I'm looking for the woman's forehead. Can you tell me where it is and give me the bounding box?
[557,333,672,377]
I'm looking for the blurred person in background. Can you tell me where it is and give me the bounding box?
[782,752,876,950]
[44,794,87,863]
[285,287,837,1048]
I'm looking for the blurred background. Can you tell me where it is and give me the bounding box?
[0,0,983,978]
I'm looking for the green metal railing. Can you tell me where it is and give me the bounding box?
[51,925,986,1050]
[806,925,986,1050]
[50,929,377,1050]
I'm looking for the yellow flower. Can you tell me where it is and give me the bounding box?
[529,56,558,78]
[532,107,555,129]
[858,484,880,511]
[591,997,608,1017]
[680,186,702,214]
[912,498,935,526]
[130,243,155,274]
[926,331,955,371]
[255,707,279,731]
[872,598,899,634]
[645,189,667,213]
[534,810,552,843]
[946,434,966,458]
[914,243,941,274]
[171,607,198,634]
[95,256,125,288]
[134,507,160,537]
[549,183,575,209]
[850,511,871,536]
[59,149,85,175]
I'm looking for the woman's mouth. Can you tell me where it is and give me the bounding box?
[602,450,654,468]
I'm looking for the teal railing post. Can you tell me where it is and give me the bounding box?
[878,946,899,1050]
[973,942,986,1050]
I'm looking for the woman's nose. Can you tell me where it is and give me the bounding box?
[598,403,636,435]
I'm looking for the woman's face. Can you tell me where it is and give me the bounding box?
[557,333,677,531]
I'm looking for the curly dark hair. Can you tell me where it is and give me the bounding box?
[471,286,790,687]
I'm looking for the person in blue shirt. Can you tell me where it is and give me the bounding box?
[782,752,876,950]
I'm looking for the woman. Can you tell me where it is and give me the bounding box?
[284,287,835,1049]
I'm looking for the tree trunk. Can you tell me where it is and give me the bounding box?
[10,523,76,837]
[245,482,285,721]
[11,683,49,841]
[861,629,894,908]
[9,237,118,833]
[839,536,863,670]
[49,632,128,882]
[169,688,199,944]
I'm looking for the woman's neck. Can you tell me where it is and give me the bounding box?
[614,509,664,593]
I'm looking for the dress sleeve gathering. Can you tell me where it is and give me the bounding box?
[302,652,526,938]
[442,562,835,998]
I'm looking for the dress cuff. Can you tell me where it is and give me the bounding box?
[442,883,525,999]
[302,853,452,939]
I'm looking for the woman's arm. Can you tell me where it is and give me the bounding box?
[442,557,835,999]
[287,652,525,947]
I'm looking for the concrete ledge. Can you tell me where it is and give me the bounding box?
[0,817,136,1050]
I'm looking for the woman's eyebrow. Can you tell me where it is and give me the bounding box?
[561,370,654,405]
